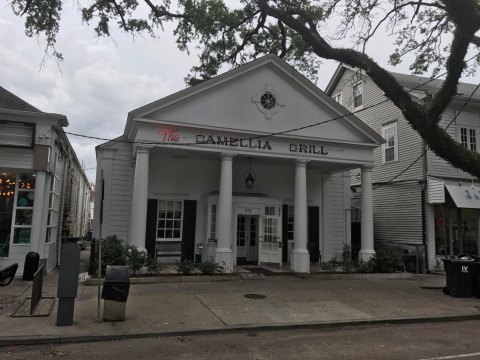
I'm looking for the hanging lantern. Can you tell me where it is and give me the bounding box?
[244,157,256,189]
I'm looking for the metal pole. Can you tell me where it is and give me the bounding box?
[442,206,448,260]
[96,234,102,322]
[96,177,104,323]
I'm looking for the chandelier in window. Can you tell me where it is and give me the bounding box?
[0,174,15,197]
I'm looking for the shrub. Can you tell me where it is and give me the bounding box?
[355,259,375,273]
[373,248,400,273]
[176,259,195,275]
[342,244,355,273]
[146,256,165,275]
[124,245,148,276]
[196,260,224,275]
[355,248,400,273]
[89,235,127,276]
[321,257,338,272]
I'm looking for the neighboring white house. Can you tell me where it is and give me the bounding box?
[0,85,90,273]
[93,55,383,273]
[326,64,480,271]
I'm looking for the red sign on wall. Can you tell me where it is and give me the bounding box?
[159,128,180,143]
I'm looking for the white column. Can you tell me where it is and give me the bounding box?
[130,146,150,250]
[215,154,234,273]
[30,171,47,254]
[359,166,375,262]
[292,160,310,273]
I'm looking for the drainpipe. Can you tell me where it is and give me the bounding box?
[421,141,429,273]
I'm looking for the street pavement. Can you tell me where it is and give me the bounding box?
[1,265,480,347]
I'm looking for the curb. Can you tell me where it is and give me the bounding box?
[84,273,240,285]
[1,314,479,347]
[83,272,416,285]
[293,272,416,280]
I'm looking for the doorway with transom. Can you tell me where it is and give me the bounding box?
[236,215,258,264]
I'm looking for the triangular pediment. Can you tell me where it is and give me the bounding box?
[126,55,383,146]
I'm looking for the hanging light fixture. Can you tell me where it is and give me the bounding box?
[244,157,256,189]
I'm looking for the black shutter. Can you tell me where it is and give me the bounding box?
[308,206,320,263]
[182,200,197,261]
[282,204,289,262]
[145,199,158,257]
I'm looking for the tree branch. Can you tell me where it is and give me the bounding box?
[142,0,191,20]
[258,0,480,177]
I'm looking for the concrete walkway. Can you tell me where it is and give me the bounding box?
[0,269,479,346]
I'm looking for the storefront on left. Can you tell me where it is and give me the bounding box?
[0,86,90,274]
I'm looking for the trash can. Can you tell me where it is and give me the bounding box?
[474,262,480,298]
[442,258,475,298]
[22,252,39,281]
[101,265,130,321]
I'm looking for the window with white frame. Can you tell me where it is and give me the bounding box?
[333,92,342,105]
[460,127,477,151]
[353,82,363,109]
[12,173,36,244]
[382,122,398,163]
[156,200,183,240]
[264,206,280,242]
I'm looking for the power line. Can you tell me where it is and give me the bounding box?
[62,54,479,147]
[373,81,480,190]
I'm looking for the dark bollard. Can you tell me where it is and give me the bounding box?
[56,242,80,326]
[22,252,39,281]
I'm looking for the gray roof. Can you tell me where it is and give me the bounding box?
[390,72,480,100]
[0,85,41,112]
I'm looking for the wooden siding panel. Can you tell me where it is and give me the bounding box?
[323,172,347,260]
[107,142,133,241]
[428,108,463,178]
[329,69,424,185]
[427,177,445,204]
[373,182,423,245]
[0,148,34,169]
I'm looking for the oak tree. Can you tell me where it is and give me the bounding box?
[11,0,480,176]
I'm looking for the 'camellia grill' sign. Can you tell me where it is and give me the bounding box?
[158,126,330,157]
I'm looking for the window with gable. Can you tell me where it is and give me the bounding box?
[353,82,363,109]
[333,92,342,105]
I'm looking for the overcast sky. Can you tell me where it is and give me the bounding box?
[1,5,479,183]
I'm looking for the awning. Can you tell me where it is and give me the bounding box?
[445,184,480,209]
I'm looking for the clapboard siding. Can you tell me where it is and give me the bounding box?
[329,69,431,248]
[428,108,475,179]
[106,142,134,240]
[330,69,424,184]
[427,177,445,204]
[373,182,423,245]
[0,148,34,169]
[323,172,348,260]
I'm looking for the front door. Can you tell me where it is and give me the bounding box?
[236,215,258,263]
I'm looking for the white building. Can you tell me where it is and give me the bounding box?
[326,64,480,270]
[0,85,90,273]
[93,55,383,273]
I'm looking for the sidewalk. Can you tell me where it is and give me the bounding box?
[0,269,479,346]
